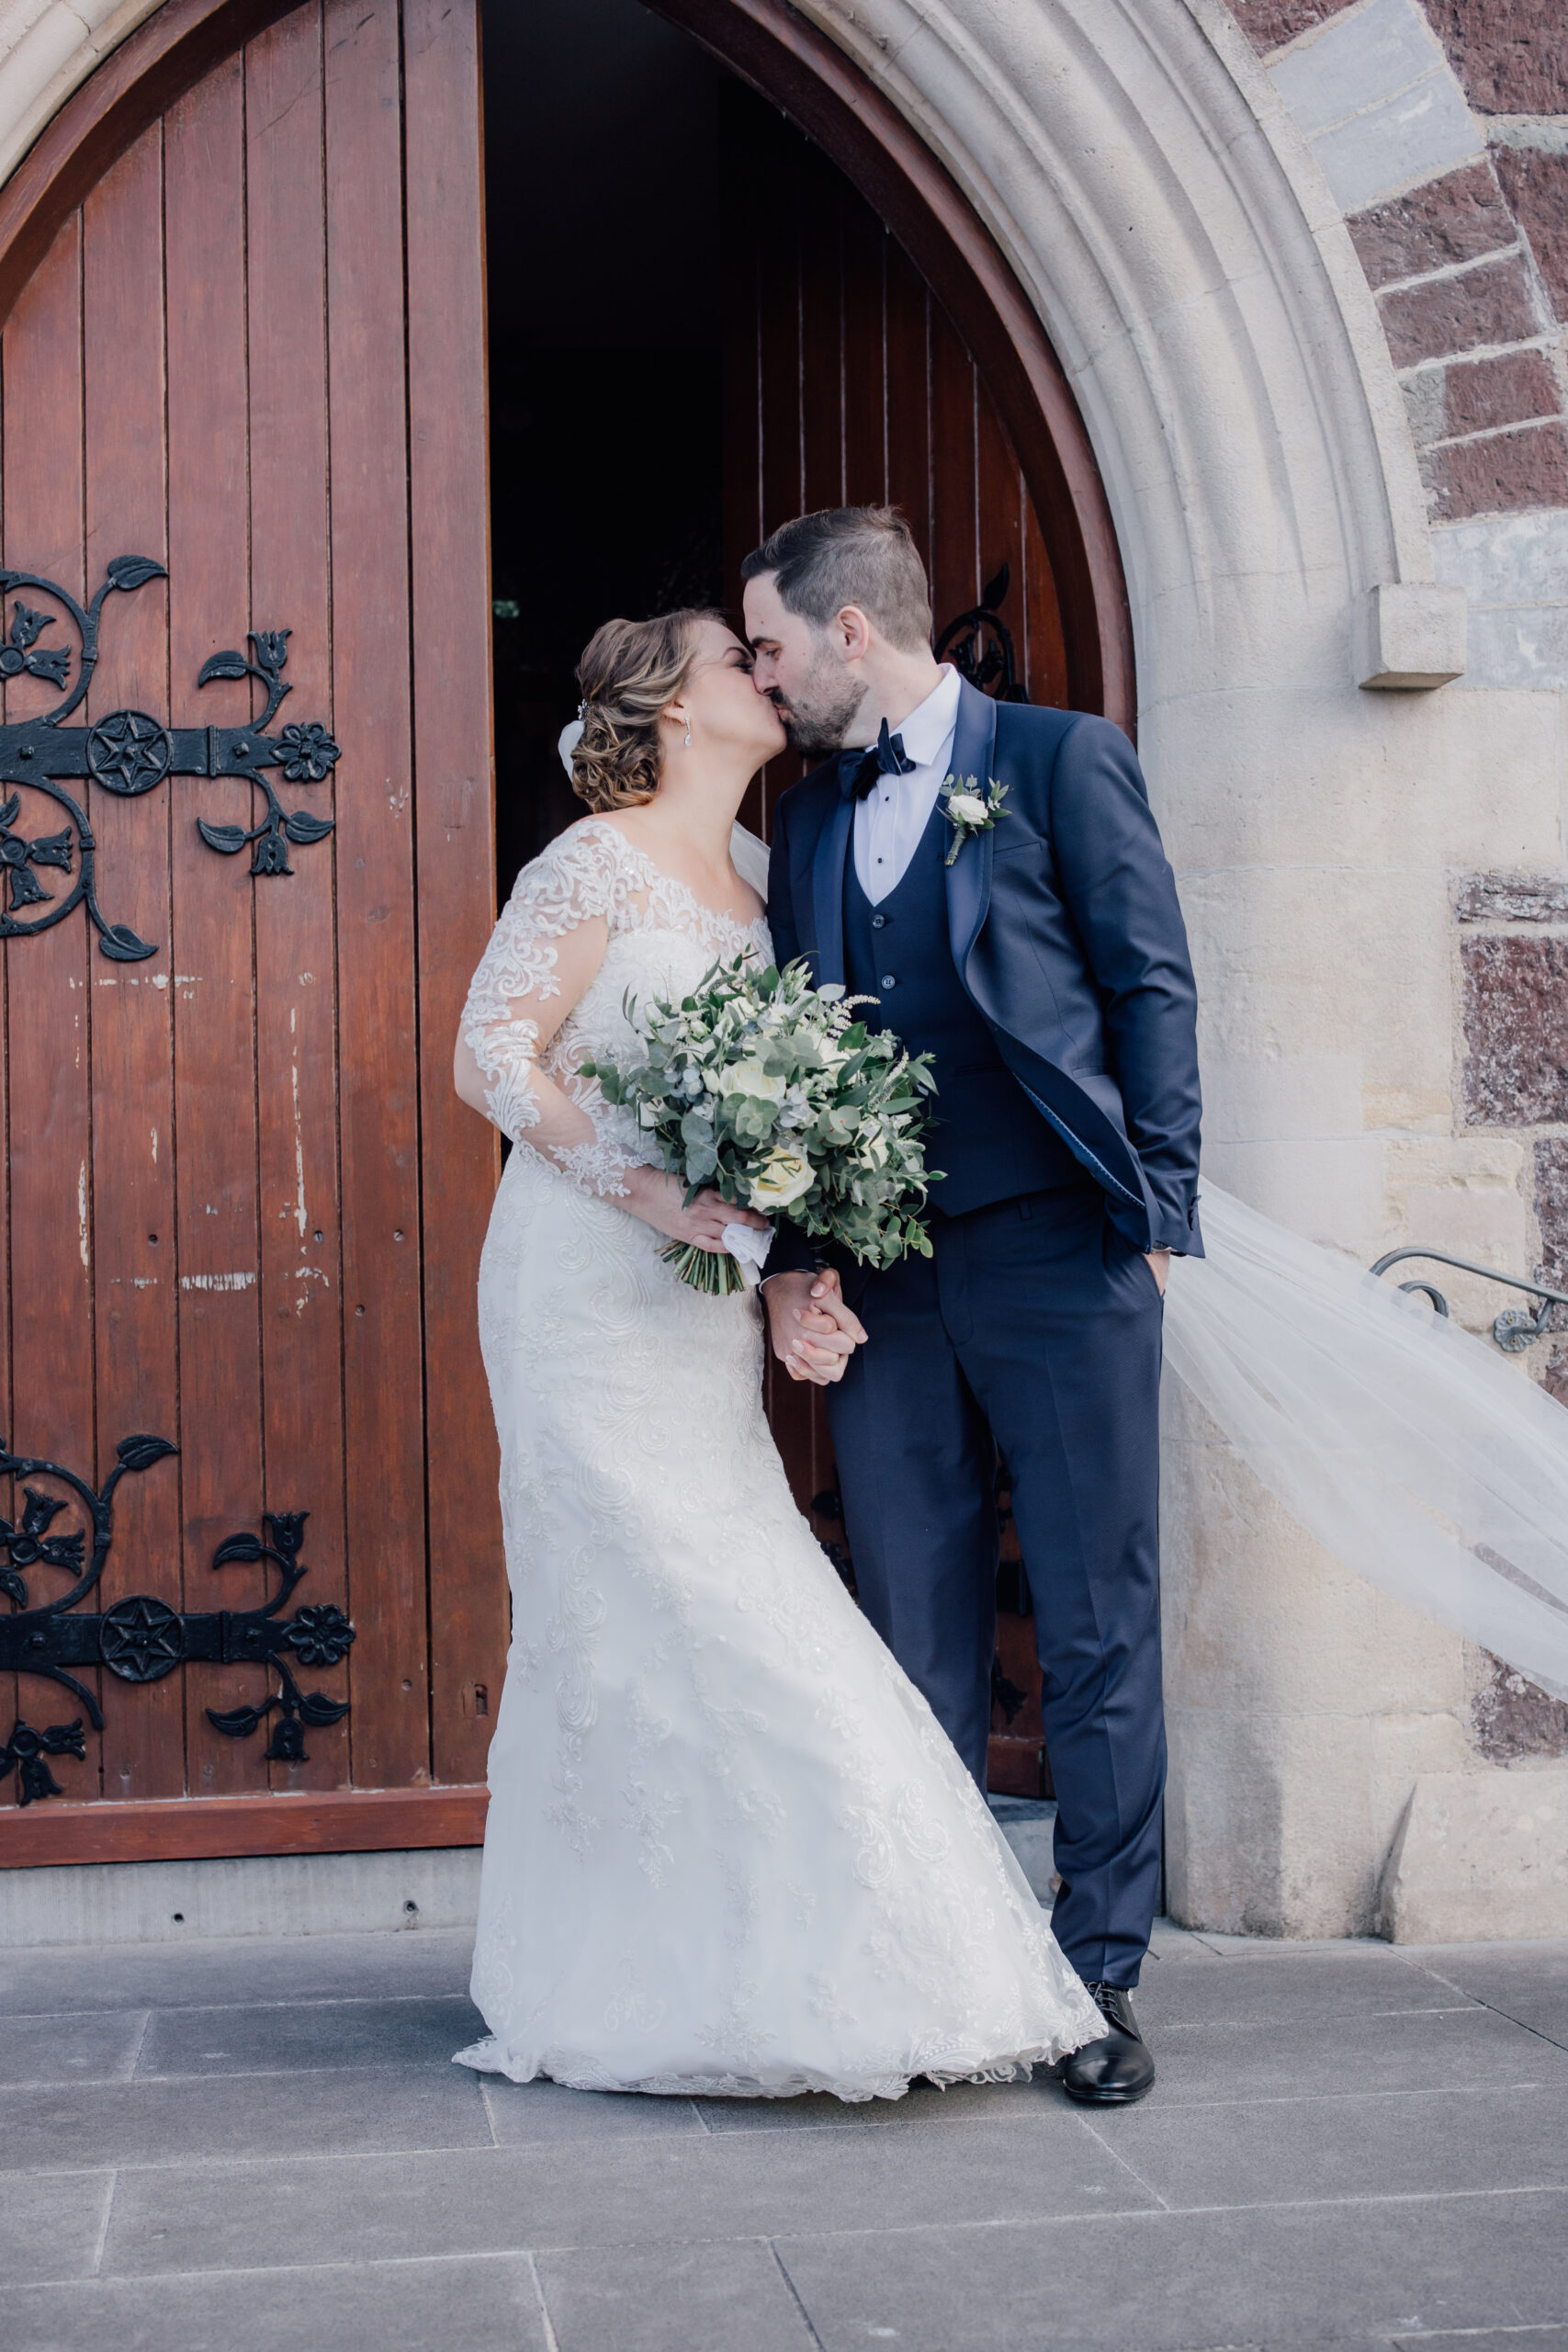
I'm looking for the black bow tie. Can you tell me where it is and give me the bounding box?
[841,717,918,800]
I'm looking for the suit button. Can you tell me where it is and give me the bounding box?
[880,974,897,990]
[871,913,886,930]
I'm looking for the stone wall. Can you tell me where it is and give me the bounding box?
[1225,0,1568,1784]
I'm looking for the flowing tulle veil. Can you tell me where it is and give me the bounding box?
[1165,1183,1568,1702]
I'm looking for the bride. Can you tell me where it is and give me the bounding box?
[449,606,1102,2100]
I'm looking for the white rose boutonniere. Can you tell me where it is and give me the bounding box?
[939,773,1009,865]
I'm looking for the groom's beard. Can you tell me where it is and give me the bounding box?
[768,655,864,761]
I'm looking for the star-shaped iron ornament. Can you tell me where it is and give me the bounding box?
[86,708,173,797]
[99,1593,186,1682]
[0,558,342,956]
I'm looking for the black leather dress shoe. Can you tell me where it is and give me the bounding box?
[1058,1982,1156,2105]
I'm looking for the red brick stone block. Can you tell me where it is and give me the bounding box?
[1471,1648,1568,1763]
[1536,1138,1568,1287]
[1496,148,1568,321]
[1441,349,1562,438]
[1380,252,1540,368]
[1422,0,1568,116]
[1421,418,1568,519]
[1463,936,1568,1126]
[1348,161,1516,291]
[1224,0,1348,52]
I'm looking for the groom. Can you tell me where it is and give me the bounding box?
[743,507,1201,2106]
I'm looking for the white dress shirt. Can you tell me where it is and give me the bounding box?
[852,664,963,907]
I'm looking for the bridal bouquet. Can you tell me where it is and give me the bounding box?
[582,956,938,1295]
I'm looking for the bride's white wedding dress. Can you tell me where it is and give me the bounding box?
[452,816,1100,2100]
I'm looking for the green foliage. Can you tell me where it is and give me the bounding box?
[581,954,940,1276]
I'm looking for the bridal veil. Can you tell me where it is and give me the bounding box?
[1165,1183,1568,1702]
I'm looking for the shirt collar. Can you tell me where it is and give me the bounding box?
[855,664,962,770]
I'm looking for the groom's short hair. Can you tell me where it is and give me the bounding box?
[741,506,933,654]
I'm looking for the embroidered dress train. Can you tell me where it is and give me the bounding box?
[453,817,1100,2101]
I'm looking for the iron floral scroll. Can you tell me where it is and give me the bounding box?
[0,557,340,962]
[0,1433,355,1804]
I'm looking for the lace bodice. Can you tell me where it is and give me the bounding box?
[460,818,772,1198]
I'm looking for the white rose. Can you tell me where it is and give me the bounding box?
[720,1057,786,1102]
[947,791,988,826]
[749,1147,814,1211]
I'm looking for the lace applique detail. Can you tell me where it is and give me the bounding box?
[460,819,765,1198]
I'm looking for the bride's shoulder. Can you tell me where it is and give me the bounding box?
[509,816,642,902]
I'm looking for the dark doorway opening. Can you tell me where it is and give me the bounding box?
[480,0,1066,1796]
[481,0,728,894]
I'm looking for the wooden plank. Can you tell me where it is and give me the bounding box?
[928,303,978,665]
[164,54,266,1798]
[0,1781,488,1865]
[244,1,349,1798]
[839,181,886,509]
[403,0,506,1788]
[883,240,931,567]
[757,112,803,542]
[1021,490,1068,709]
[3,216,98,1804]
[798,139,842,513]
[719,90,767,841]
[82,127,182,1802]
[974,372,1025,704]
[324,0,428,1791]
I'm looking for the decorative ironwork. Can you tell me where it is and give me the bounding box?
[935,560,1029,704]
[1,1717,86,1804]
[0,1434,353,1801]
[0,560,340,961]
[1370,1246,1568,1354]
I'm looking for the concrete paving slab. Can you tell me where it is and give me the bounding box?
[1403,1944,1568,2049]
[0,2061,491,2175]
[0,2170,113,2287]
[1095,2082,1568,2208]
[1396,2331,1568,2349]
[775,2187,1568,2350]
[2,2254,551,2352]
[0,2009,148,2086]
[98,2111,1155,2277]
[479,2075,707,2147]
[1150,2003,1568,2106]
[693,2072,1062,2133]
[1134,1951,1480,2030]
[536,2238,817,2352]
[137,1994,481,2078]
[0,1927,475,2017]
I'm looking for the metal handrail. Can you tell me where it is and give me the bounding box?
[1370,1246,1568,1354]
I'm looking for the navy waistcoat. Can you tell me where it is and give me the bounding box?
[843,804,1079,1218]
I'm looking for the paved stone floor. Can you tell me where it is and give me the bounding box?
[3,1917,1567,2351]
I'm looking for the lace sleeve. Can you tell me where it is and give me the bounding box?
[457,822,659,1200]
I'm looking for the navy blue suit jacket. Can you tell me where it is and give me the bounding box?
[766,678,1203,1258]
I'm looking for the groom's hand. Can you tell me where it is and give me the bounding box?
[762,1268,867,1385]
[1146,1249,1170,1297]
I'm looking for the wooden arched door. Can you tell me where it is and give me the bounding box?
[0,0,499,1862]
[721,89,1076,1798]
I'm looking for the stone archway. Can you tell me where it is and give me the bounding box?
[0,0,1504,1935]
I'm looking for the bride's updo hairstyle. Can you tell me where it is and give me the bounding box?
[570,608,722,811]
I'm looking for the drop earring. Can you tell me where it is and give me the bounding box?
[683,718,693,748]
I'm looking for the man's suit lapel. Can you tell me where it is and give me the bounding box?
[809,784,854,988]
[945,677,998,978]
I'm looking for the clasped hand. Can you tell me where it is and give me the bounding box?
[623,1170,863,1382]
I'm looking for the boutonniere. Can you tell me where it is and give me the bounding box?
[939,774,1009,865]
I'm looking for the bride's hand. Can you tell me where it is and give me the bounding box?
[620,1166,770,1252]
